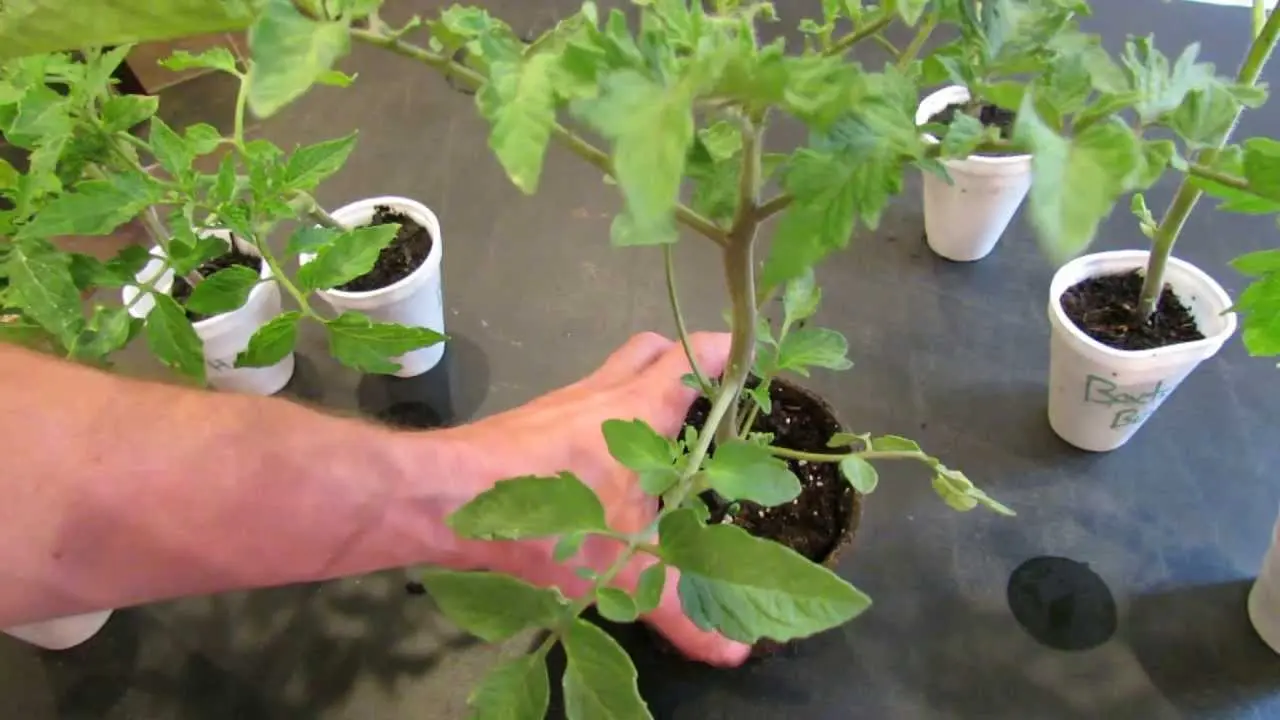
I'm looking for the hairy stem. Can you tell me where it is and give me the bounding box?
[664,244,711,395]
[1139,7,1280,317]
[824,11,894,57]
[1185,162,1252,191]
[349,26,727,247]
[233,70,250,148]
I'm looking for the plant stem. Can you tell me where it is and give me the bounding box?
[738,396,761,437]
[1256,0,1268,39]
[664,244,711,395]
[138,206,205,288]
[897,10,938,70]
[233,70,250,148]
[1139,6,1280,317]
[824,11,894,57]
[1185,162,1252,191]
[349,26,728,247]
[872,34,900,59]
[755,192,792,221]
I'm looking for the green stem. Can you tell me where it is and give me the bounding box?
[233,70,250,149]
[349,26,728,247]
[872,34,900,59]
[755,192,792,221]
[1185,162,1252,191]
[664,244,711,395]
[824,11,894,57]
[258,243,325,321]
[1139,6,1280,317]
[1256,0,1268,39]
[897,10,938,70]
[738,395,762,438]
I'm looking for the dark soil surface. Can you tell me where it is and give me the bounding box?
[1060,270,1205,351]
[684,378,857,563]
[337,205,433,293]
[172,249,262,322]
[929,101,1017,140]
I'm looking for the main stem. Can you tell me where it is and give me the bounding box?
[1139,7,1280,317]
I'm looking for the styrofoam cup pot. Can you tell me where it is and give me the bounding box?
[1047,250,1236,452]
[3,610,111,650]
[305,196,445,378]
[1250,506,1280,654]
[916,85,1032,262]
[122,231,295,395]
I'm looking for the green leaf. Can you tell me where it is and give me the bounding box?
[6,237,83,348]
[148,116,192,180]
[562,619,652,720]
[1244,138,1280,200]
[931,471,979,512]
[744,383,772,416]
[1169,85,1242,149]
[0,1,258,61]
[447,471,607,540]
[839,455,878,493]
[871,435,921,453]
[1121,37,1214,124]
[236,311,300,368]
[940,112,985,158]
[0,157,17,192]
[553,532,588,563]
[634,563,666,615]
[1136,139,1175,190]
[285,226,341,255]
[316,68,357,86]
[16,175,161,240]
[420,569,564,642]
[1232,250,1280,356]
[297,224,399,292]
[4,86,70,148]
[284,132,357,191]
[827,432,863,448]
[212,154,240,206]
[762,114,905,287]
[601,419,679,496]
[661,509,871,643]
[182,265,259,315]
[775,327,853,376]
[703,441,801,507]
[146,294,206,383]
[248,0,351,118]
[101,94,159,132]
[168,235,227,277]
[73,305,136,360]
[479,55,557,194]
[1015,95,1142,262]
[783,269,820,324]
[575,71,693,246]
[185,123,223,156]
[596,587,639,622]
[325,311,445,374]
[896,0,929,24]
[161,47,239,74]
[468,653,551,720]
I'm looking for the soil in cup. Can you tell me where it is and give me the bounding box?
[929,101,1016,139]
[1060,270,1205,351]
[172,249,262,322]
[338,205,434,293]
[685,378,857,563]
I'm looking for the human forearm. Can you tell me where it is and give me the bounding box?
[0,345,531,626]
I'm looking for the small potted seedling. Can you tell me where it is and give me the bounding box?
[912,1,1062,262]
[1011,2,1279,451]
[196,0,1012,714]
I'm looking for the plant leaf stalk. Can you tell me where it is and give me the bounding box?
[1138,6,1280,318]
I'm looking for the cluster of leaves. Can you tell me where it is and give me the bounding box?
[0,44,443,381]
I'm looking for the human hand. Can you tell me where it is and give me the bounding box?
[442,332,751,667]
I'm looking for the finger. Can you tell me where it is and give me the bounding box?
[640,332,733,388]
[635,333,733,435]
[643,566,751,667]
[589,332,675,387]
